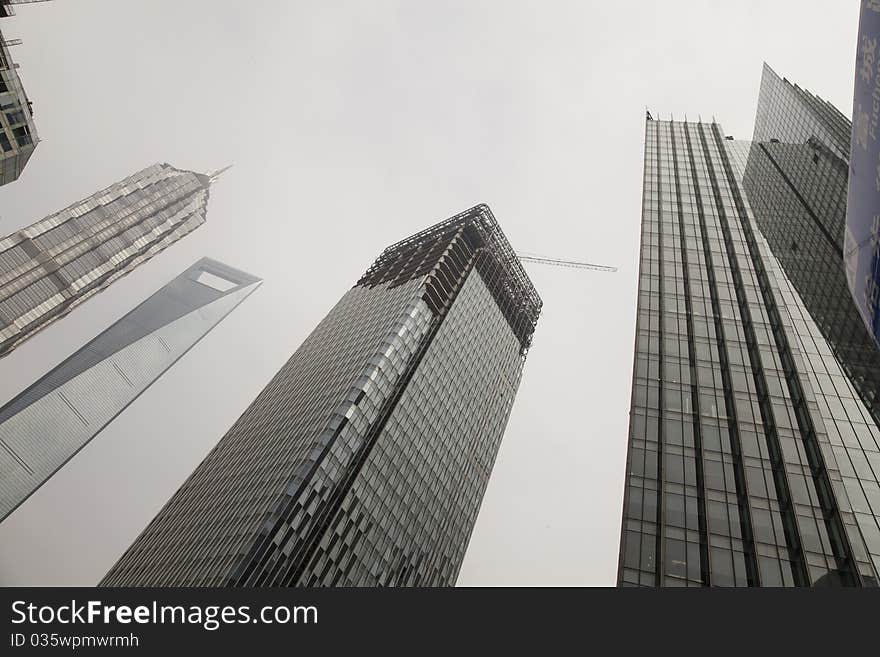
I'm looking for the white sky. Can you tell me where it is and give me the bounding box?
[0,0,860,586]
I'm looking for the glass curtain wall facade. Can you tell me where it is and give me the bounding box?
[0,163,214,358]
[101,204,541,588]
[0,25,37,187]
[742,64,880,430]
[0,258,261,522]
[620,117,880,587]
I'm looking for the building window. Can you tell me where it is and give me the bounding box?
[12,124,30,147]
[5,110,24,126]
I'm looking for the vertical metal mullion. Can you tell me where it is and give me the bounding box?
[653,123,666,587]
[668,122,711,586]
[681,122,763,586]
[707,123,861,587]
[693,123,809,585]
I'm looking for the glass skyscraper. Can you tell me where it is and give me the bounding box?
[101,204,541,587]
[0,258,261,523]
[0,163,216,358]
[743,65,880,427]
[619,66,880,587]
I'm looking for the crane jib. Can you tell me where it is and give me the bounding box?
[515,253,618,272]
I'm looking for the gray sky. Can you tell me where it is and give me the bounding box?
[0,0,860,586]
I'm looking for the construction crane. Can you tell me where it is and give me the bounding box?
[516,251,617,273]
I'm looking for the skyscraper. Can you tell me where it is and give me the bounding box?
[0,24,37,187]
[101,204,541,587]
[619,71,880,587]
[0,163,217,358]
[742,65,880,427]
[0,258,261,523]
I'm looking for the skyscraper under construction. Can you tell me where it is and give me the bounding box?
[102,204,541,587]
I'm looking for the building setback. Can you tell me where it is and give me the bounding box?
[0,258,261,522]
[0,163,217,358]
[620,69,880,586]
[0,24,37,187]
[101,204,541,587]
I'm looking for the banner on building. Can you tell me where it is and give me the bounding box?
[845,1,880,343]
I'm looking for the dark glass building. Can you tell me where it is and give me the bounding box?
[743,64,880,428]
[619,68,880,587]
[101,204,541,587]
[0,258,261,522]
[0,163,216,358]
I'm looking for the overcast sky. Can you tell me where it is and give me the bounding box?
[0,0,861,586]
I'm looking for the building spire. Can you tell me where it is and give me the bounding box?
[208,165,233,183]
